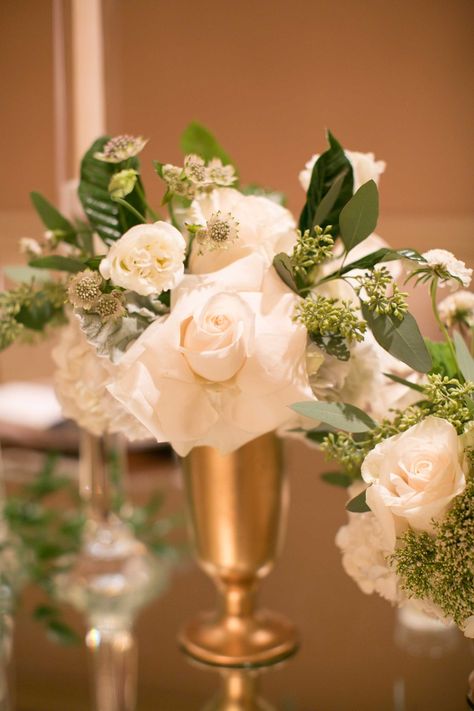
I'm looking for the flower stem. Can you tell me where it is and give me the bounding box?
[135,182,160,221]
[113,198,147,224]
[430,277,458,367]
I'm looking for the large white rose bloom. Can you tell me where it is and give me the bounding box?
[99,221,186,296]
[361,416,466,550]
[53,318,149,439]
[299,150,386,194]
[107,253,314,455]
[186,188,297,274]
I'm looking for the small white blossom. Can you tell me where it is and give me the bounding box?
[421,249,472,290]
[94,135,148,163]
[19,237,42,257]
[195,211,240,254]
[438,290,474,328]
[205,159,237,187]
[183,154,206,184]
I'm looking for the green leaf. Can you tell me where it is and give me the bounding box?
[305,428,335,444]
[30,192,75,241]
[78,136,146,244]
[15,291,63,331]
[46,619,80,646]
[362,306,432,373]
[346,488,371,513]
[339,180,379,252]
[321,471,353,488]
[33,604,57,621]
[453,331,474,382]
[425,339,458,378]
[291,401,376,432]
[320,247,425,284]
[180,122,236,171]
[383,372,425,392]
[312,168,349,227]
[299,131,354,234]
[29,255,86,273]
[273,253,299,293]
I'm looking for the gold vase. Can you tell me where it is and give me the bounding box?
[178,433,298,667]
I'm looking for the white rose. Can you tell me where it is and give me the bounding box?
[99,221,186,296]
[361,417,467,550]
[53,318,149,440]
[421,249,472,290]
[107,253,314,455]
[438,290,474,327]
[335,483,402,603]
[299,150,386,193]
[187,188,297,274]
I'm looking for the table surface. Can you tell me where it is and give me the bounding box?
[5,439,474,711]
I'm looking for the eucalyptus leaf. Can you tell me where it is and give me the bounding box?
[180,122,236,172]
[299,131,353,234]
[346,488,371,513]
[273,253,299,293]
[321,472,353,488]
[339,180,379,252]
[30,192,75,243]
[29,255,86,273]
[362,306,432,373]
[320,247,425,283]
[291,401,376,432]
[78,137,146,244]
[453,331,474,382]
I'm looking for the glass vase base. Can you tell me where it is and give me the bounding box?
[178,609,298,668]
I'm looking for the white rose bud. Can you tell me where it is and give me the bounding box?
[100,221,186,296]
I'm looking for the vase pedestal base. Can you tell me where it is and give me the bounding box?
[178,609,298,668]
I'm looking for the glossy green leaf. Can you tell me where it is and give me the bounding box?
[30,192,75,241]
[78,137,146,244]
[299,131,354,234]
[453,331,474,382]
[362,306,432,373]
[180,122,236,171]
[339,180,379,252]
[291,401,376,432]
[346,488,371,513]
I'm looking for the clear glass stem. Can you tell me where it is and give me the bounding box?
[86,627,137,711]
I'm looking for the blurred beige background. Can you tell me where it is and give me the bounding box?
[1,1,474,709]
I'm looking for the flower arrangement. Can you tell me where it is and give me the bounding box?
[294,264,474,638]
[2,124,436,456]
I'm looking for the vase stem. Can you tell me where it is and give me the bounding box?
[86,626,137,711]
[222,584,255,619]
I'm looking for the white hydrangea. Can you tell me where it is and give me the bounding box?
[52,318,149,440]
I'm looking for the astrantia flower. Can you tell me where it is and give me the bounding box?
[68,269,103,310]
[19,237,42,257]
[183,154,206,184]
[418,249,472,290]
[195,210,240,254]
[94,135,148,163]
[438,290,474,328]
[205,159,237,187]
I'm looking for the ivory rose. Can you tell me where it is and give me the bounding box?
[299,150,386,193]
[99,221,186,296]
[361,416,466,550]
[107,254,314,455]
[187,188,297,274]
